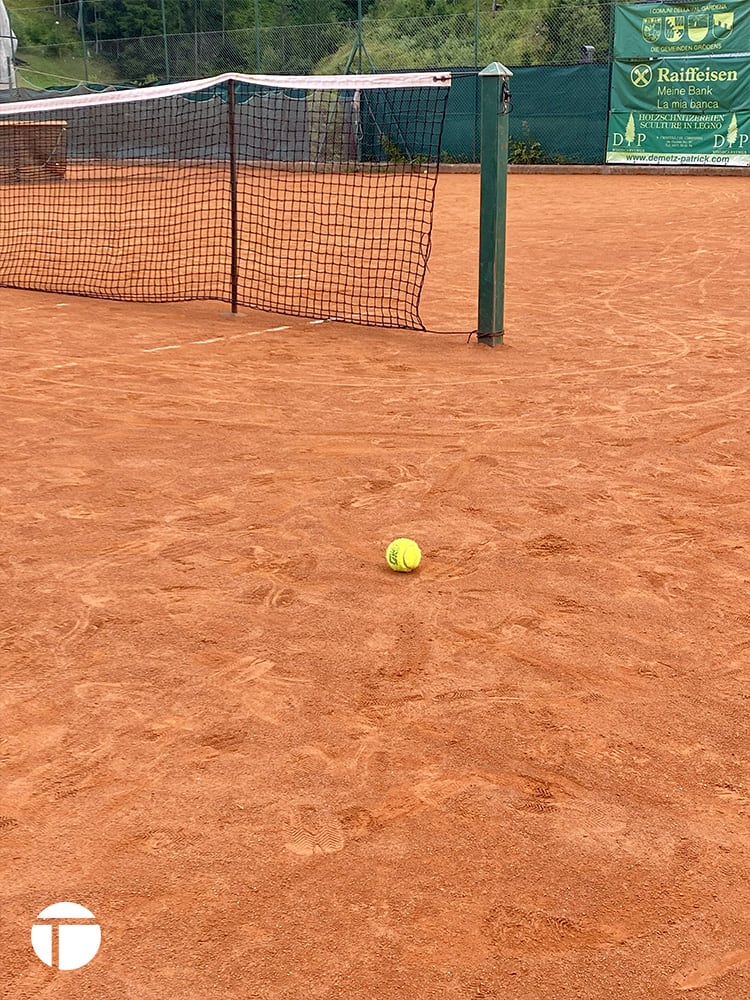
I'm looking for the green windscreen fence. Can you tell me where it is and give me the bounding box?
[2,66,613,165]
[505,65,610,165]
[438,65,610,165]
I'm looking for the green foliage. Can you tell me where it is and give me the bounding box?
[6,0,112,86]
[7,0,73,48]
[509,122,567,164]
[6,0,629,87]
[315,1,545,73]
[540,0,610,63]
[379,133,428,164]
[91,0,165,39]
[317,0,628,72]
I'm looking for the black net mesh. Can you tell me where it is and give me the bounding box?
[0,75,450,329]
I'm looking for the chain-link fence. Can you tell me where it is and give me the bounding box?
[11,7,613,81]
[5,3,620,163]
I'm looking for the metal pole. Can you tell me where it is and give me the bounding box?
[357,0,363,73]
[254,0,261,71]
[473,0,480,160]
[78,0,89,83]
[604,0,616,163]
[474,0,479,68]
[160,0,170,82]
[193,0,198,77]
[477,62,512,346]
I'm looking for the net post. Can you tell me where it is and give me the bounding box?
[227,77,239,315]
[477,62,512,348]
[253,0,261,70]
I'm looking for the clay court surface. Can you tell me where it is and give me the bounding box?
[1,173,749,998]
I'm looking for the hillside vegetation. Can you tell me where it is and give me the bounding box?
[6,0,112,87]
[5,0,618,87]
[319,0,614,73]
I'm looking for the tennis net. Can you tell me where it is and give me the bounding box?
[0,72,450,329]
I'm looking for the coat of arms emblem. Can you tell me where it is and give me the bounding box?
[664,15,685,43]
[642,17,661,43]
[713,12,735,38]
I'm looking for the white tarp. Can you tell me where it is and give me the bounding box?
[0,0,17,91]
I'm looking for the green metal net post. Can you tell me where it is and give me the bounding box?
[477,62,513,347]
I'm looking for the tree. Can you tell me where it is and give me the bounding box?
[91,0,164,39]
[727,113,738,148]
[625,113,635,145]
[541,0,610,64]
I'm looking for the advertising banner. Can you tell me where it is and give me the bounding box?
[614,0,750,58]
[607,0,750,164]
[607,108,750,163]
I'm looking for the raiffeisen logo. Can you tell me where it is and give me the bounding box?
[31,902,102,970]
[631,64,653,88]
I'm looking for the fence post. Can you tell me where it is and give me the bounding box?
[160,0,170,82]
[473,0,479,69]
[254,0,261,71]
[77,0,89,83]
[345,0,372,74]
[477,61,512,347]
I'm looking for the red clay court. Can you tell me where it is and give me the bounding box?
[2,172,750,998]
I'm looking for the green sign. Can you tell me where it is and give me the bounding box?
[607,0,750,164]
[615,1,750,58]
[611,55,750,112]
[607,109,750,163]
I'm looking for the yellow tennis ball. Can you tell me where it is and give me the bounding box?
[386,537,422,573]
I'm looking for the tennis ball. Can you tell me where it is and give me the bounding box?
[386,537,422,573]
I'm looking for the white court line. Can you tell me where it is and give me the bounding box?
[16,303,71,313]
[140,322,315,354]
[227,325,290,341]
[143,329,280,352]
[228,331,267,340]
